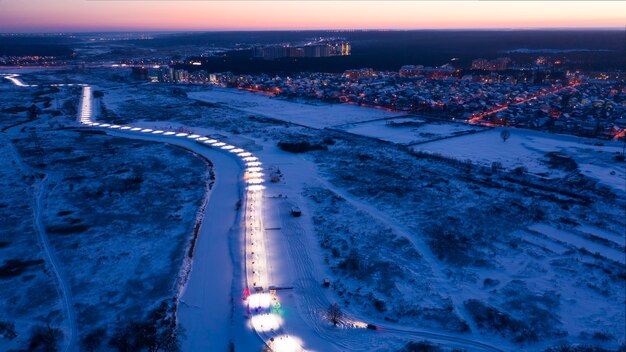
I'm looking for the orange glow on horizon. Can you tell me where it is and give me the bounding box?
[0,1,624,32]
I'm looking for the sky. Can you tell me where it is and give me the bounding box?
[0,0,624,32]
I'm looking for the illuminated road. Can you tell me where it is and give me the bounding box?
[72,80,307,351]
[4,73,306,351]
[469,83,580,125]
[74,85,303,351]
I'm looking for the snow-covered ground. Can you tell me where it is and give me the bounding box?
[77,83,309,351]
[100,78,625,351]
[337,117,487,145]
[5,71,624,351]
[415,127,626,192]
[188,87,402,129]
[0,76,212,351]
[528,223,624,264]
[0,134,64,352]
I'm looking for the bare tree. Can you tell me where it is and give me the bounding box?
[81,328,105,352]
[491,161,503,174]
[500,129,511,142]
[109,325,132,352]
[328,303,343,327]
[28,324,61,352]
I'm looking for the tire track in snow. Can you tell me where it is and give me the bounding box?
[33,174,78,352]
[277,201,389,351]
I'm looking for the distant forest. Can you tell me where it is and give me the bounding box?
[1,30,623,73]
[167,30,625,73]
[0,36,75,56]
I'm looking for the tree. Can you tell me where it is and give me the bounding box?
[109,325,133,352]
[328,303,343,326]
[81,328,105,352]
[0,321,17,340]
[491,161,503,174]
[28,324,61,352]
[500,129,511,142]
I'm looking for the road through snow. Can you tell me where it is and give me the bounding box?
[102,129,247,351]
[5,73,507,352]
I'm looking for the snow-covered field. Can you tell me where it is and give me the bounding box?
[337,117,487,145]
[311,136,625,349]
[96,77,625,350]
[415,127,626,192]
[528,223,624,264]
[0,80,210,351]
[0,134,63,352]
[4,70,624,352]
[188,87,402,129]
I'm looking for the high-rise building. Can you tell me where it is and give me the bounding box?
[341,42,351,56]
[472,57,511,71]
[472,59,490,70]
[174,69,189,83]
[287,47,304,58]
[263,46,288,60]
[491,57,511,71]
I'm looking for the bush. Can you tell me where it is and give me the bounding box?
[277,140,328,153]
[28,325,62,352]
[464,299,531,341]
[328,303,343,326]
[0,259,44,278]
[0,321,17,340]
[109,300,182,352]
[81,328,105,352]
[372,298,387,312]
[401,341,443,352]
[338,249,369,279]
[544,345,614,352]
[512,166,528,176]
[545,152,578,171]
[424,219,474,266]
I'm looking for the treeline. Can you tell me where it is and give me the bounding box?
[3,300,182,352]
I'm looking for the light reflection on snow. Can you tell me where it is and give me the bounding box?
[247,293,272,309]
[246,172,264,179]
[250,314,282,332]
[268,335,304,352]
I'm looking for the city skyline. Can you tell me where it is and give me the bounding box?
[0,0,625,32]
